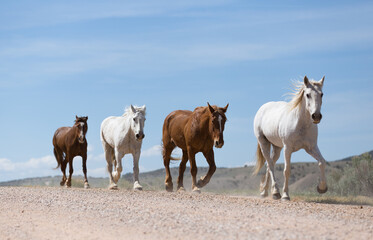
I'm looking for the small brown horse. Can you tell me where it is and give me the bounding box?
[162,103,229,193]
[53,116,89,188]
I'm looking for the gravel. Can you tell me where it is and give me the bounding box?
[0,186,372,240]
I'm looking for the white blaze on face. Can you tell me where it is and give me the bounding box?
[218,115,222,133]
[80,122,84,140]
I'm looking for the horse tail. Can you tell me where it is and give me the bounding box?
[53,131,61,169]
[170,155,181,161]
[253,143,265,175]
[161,142,181,161]
[53,147,61,169]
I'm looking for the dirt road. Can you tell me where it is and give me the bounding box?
[0,187,372,240]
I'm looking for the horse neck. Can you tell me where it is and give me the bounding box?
[199,111,214,138]
[122,113,135,138]
[69,125,80,141]
[292,97,313,127]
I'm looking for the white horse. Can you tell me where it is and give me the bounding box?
[253,76,327,200]
[100,105,146,190]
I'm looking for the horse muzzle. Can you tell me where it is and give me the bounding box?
[214,140,224,148]
[78,137,86,143]
[312,113,322,124]
[135,133,145,141]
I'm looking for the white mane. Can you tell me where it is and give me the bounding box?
[288,79,322,110]
[122,105,146,117]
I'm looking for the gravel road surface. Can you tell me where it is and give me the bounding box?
[0,187,372,240]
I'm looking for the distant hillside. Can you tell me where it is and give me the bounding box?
[1,151,372,196]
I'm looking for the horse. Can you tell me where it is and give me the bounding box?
[162,103,229,193]
[253,76,327,200]
[53,116,89,188]
[100,105,146,190]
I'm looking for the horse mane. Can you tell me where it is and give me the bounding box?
[193,105,227,120]
[288,80,322,110]
[122,105,146,117]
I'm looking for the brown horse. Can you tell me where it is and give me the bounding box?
[162,103,229,193]
[53,116,89,188]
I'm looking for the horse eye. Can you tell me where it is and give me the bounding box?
[133,118,136,121]
[306,94,310,98]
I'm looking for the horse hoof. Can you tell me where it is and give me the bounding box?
[133,181,143,191]
[272,193,281,200]
[260,194,268,199]
[281,196,290,201]
[196,178,205,188]
[177,187,186,192]
[192,187,201,194]
[84,183,90,189]
[317,185,328,194]
[165,186,173,192]
[109,184,118,190]
[60,181,65,187]
[165,183,173,192]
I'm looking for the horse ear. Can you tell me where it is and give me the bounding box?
[130,105,136,113]
[141,105,146,112]
[304,76,311,88]
[222,103,229,113]
[207,102,215,114]
[85,116,88,121]
[320,76,325,85]
[75,115,79,120]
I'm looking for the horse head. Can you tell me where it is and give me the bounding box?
[207,102,228,148]
[75,115,88,143]
[303,76,324,124]
[130,105,146,141]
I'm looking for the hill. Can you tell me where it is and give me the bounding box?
[1,151,372,196]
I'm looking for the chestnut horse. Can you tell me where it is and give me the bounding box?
[162,103,228,193]
[53,116,89,188]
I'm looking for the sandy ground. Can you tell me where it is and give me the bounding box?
[0,187,372,240]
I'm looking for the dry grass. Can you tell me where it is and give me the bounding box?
[292,193,373,206]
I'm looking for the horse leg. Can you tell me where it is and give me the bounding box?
[306,146,328,193]
[258,136,281,199]
[163,146,174,192]
[260,145,281,198]
[132,151,142,190]
[104,144,117,189]
[82,153,90,189]
[54,147,67,186]
[177,150,188,192]
[197,149,216,188]
[66,155,73,188]
[188,149,200,193]
[60,159,67,186]
[282,147,292,200]
[113,148,124,184]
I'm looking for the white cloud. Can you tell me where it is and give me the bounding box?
[24,155,55,169]
[87,145,94,152]
[0,158,16,171]
[0,155,58,181]
[88,153,105,163]
[142,145,162,157]
[0,1,228,30]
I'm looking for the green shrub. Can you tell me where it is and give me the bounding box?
[329,153,373,197]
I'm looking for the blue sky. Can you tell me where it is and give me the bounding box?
[0,1,372,182]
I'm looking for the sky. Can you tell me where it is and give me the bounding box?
[0,0,372,182]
